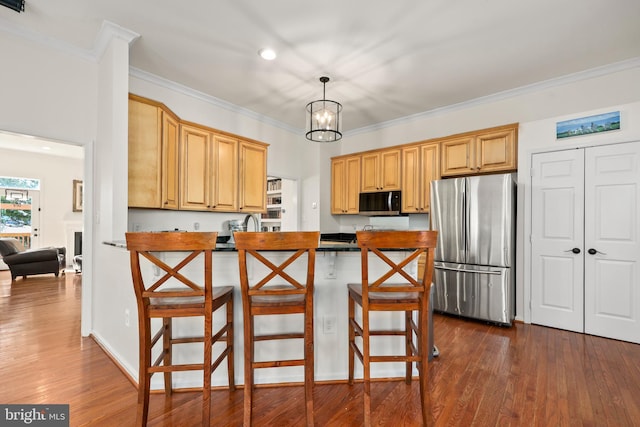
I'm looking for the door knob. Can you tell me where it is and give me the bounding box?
[588,248,607,255]
[564,248,581,254]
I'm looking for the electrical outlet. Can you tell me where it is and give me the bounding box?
[124,309,130,327]
[323,315,336,334]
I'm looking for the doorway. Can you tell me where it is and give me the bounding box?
[265,176,299,231]
[530,140,640,343]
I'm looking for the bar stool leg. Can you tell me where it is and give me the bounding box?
[362,311,371,427]
[348,296,355,384]
[405,311,412,384]
[162,318,172,395]
[138,318,152,426]
[202,311,212,426]
[243,315,254,426]
[419,310,433,426]
[304,299,315,427]
[226,297,236,391]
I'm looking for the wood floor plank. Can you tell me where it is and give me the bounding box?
[1,270,640,426]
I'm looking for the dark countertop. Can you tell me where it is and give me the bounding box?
[103,240,360,252]
[214,242,360,252]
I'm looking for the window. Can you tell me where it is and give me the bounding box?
[0,176,40,248]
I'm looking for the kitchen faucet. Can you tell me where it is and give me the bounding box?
[243,214,259,232]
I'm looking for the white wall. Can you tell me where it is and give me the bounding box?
[0,31,97,145]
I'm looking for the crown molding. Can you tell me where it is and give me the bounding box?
[93,20,140,59]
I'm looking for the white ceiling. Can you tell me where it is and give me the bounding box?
[1,0,640,136]
[0,131,84,159]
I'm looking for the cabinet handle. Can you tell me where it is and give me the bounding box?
[588,248,607,255]
[564,248,581,254]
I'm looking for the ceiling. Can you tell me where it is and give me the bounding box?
[1,0,640,137]
[0,130,84,159]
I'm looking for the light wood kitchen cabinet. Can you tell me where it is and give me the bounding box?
[440,125,517,176]
[331,155,361,214]
[179,123,211,210]
[128,96,179,209]
[361,148,401,192]
[161,113,180,209]
[179,125,242,212]
[128,93,269,213]
[239,140,268,212]
[210,134,239,211]
[401,142,440,213]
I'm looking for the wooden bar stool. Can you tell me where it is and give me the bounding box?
[126,231,235,426]
[347,230,437,426]
[234,231,319,427]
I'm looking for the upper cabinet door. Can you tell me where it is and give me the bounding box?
[161,111,180,210]
[331,155,361,214]
[211,134,238,211]
[440,136,475,177]
[239,140,267,212]
[128,98,163,208]
[475,127,517,173]
[179,124,211,210]
[441,125,517,177]
[401,145,421,213]
[331,157,347,214]
[361,148,401,192]
[360,152,379,192]
[420,142,440,213]
[401,143,440,213]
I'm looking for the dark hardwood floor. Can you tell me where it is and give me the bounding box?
[1,270,639,426]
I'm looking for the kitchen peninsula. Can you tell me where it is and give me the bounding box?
[103,236,430,390]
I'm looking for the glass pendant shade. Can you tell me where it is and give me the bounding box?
[306,77,342,142]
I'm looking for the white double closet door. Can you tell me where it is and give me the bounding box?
[531,140,640,344]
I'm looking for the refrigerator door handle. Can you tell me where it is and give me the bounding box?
[463,178,469,260]
[435,265,503,275]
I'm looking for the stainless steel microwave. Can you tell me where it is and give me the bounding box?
[358,191,402,216]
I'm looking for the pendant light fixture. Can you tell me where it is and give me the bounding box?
[306,76,342,142]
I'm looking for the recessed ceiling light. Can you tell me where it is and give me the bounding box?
[258,48,276,61]
[41,146,51,151]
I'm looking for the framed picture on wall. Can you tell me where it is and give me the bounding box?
[556,111,620,139]
[73,180,83,212]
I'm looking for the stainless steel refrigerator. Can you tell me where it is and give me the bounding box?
[430,173,516,325]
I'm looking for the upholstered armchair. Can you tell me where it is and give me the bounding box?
[0,238,66,280]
